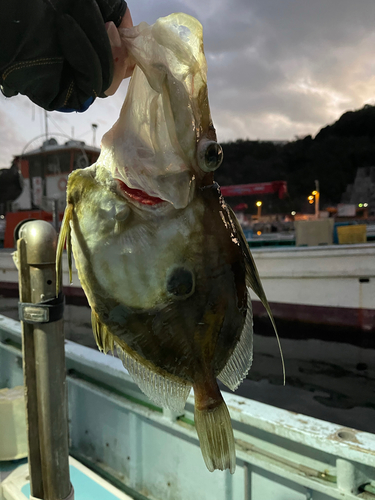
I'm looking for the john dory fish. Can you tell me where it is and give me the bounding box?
[57,13,281,473]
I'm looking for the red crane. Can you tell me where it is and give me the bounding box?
[220,180,287,199]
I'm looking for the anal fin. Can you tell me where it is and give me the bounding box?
[116,343,191,413]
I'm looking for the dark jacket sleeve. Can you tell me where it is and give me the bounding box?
[0,0,127,112]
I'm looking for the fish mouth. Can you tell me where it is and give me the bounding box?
[117,180,167,206]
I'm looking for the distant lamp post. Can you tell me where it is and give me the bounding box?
[364,203,368,207]
[307,181,320,218]
[291,211,296,216]
[314,180,320,218]
[256,201,262,218]
[358,203,363,208]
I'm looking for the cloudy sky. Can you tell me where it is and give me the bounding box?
[1,0,375,168]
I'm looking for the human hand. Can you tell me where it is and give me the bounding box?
[104,8,135,96]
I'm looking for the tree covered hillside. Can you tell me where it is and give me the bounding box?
[216,105,375,214]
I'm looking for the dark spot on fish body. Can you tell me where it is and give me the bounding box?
[167,267,194,297]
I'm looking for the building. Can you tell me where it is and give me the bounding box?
[341,166,375,216]
[12,138,100,213]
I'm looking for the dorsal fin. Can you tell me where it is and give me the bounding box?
[56,203,73,297]
[226,203,286,385]
[218,287,253,391]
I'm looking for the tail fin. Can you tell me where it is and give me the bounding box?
[194,383,236,474]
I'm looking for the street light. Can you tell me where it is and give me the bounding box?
[307,181,320,218]
[256,201,262,218]
[314,180,320,218]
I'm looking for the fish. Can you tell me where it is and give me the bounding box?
[56,13,283,474]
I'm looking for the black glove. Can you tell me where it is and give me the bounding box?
[0,0,127,112]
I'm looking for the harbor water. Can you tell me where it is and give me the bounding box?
[1,297,374,435]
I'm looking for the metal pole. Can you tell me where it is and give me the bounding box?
[18,237,44,500]
[315,179,320,219]
[17,220,73,500]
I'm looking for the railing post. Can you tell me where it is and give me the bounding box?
[16,220,73,500]
[336,458,368,495]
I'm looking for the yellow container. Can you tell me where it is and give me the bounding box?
[337,225,367,244]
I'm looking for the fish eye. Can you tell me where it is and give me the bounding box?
[167,267,195,298]
[197,139,223,173]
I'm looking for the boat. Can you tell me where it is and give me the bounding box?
[251,242,375,334]
[1,313,375,500]
[1,209,374,500]
[1,136,100,247]
[1,241,374,334]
